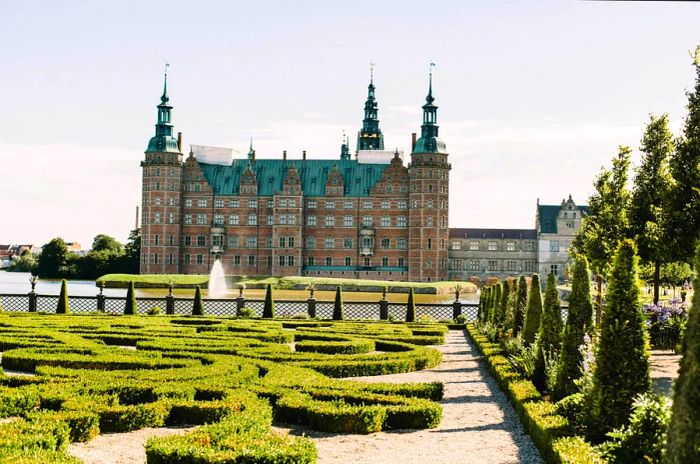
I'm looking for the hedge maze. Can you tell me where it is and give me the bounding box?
[0,314,447,463]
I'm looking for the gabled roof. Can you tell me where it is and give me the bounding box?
[198,159,389,197]
[449,228,537,240]
[537,204,590,234]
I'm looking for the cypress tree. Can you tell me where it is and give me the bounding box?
[513,276,528,337]
[665,244,700,463]
[263,284,275,318]
[522,274,543,345]
[484,286,492,323]
[586,240,650,442]
[56,279,70,314]
[553,256,594,400]
[124,280,137,315]
[192,285,204,316]
[332,286,344,320]
[478,287,487,322]
[497,280,510,326]
[533,272,563,391]
[406,287,416,322]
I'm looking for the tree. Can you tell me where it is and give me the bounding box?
[629,114,674,304]
[573,146,633,324]
[56,279,70,314]
[513,276,528,337]
[405,287,416,322]
[665,244,700,463]
[192,285,204,316]
[665,52,700,265]
[8,251,36,272]
[522,274,543,346]
[263,284,275,318]
[661,261,693,287]
[586,240,650,442]
[553,256,594,400]
[36,237,68,278]
[333,286,345,321]
[124,281,137,315]
[477,287,487,322]
[91,234,124,254]
[123,229,141,273]
[533,272,563,391]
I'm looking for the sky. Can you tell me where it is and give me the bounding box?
[1,0,699,248]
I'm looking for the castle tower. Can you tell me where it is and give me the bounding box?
[140,69,184,274]
[356,68,384,151]
[408,68,450,281]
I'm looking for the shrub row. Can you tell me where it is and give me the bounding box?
[466,324,604,464]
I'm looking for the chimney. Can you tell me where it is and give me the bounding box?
[135,206,140,230]
[302,150,306,161]
[283,150,287,161]
[177,132,183,152]
[411,133,417,151]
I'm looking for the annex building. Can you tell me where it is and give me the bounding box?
[139,73,585,284]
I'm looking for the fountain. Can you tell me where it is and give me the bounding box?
[208,257,229,298]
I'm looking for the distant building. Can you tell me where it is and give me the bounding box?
[536,195,589,278]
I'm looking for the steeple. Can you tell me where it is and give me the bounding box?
[146,65,181,154]
[247,138,256,162]
[412,63,446,154]
[357,63,384,151]
[340,132,351,160]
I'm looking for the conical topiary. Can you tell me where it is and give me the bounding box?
[192,285,204,316]
[513,276,528,337]
[332,286,344,320]
[497,280,511,326]
[522,274,543,345]
[664,243,700,463]
[124,280,137,315]
[490,283,502,325]
[56,279,70,314]
[263,284,275,318]
[586,240,650,442]
[533,272,563,391]
[553,256,594,400]
[406,287,416,322]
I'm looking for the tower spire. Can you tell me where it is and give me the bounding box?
[248,137,256,161]
[340,130,351,160]
[412,62,445,154]
[161,63,170,103]
[357,63,384,151]
[145,65,180,154]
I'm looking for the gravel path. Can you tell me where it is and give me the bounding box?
[650,349,681,397]
[273,330,543,464]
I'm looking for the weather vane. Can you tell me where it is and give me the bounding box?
[165,62,170,77]
[429,61,435,76]
[370,62,375,82]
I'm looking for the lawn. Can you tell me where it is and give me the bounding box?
[0,313,446,463]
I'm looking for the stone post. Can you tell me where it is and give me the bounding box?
[166,283,175,315]
[379,287,389,320]
[97,281,106,312]
[452,285,462,320]
[28,275,37,312]
[307,297,316,318]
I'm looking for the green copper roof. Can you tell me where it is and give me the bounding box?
[538,204,590,234]
[198,159,390,197]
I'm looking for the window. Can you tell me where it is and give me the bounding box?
[234,255,241,265]
[488,241,498,251]
[523,241,535,252]
[469,241,480,251]
[427,238,432,249]
[197,213,206,225]
[566,221,575,229]
[505,260,516,271]
[198,199,207,207]
[154,234,160,246]
[248,255,255,266]
[506,242,516,251]
[247,199,257,208]
[325,200,336,209]
[154,212,161,224]
[229,213,239,225]
[398,257,405,267]
[196,235,206,247]
[524,261,536,272]
[364,257,371,266]
[229,199,239,208]
[382,257,389,266]
[168,212,174,224]
[469,260,480,271]
[550,264,559,275]
[307,199,317,208]
[185,199,192,207]
[344,200,353,209]
[427,200,433,208]
[279,237,286,248]
[488,260,498,271]
[380,216,390,227]
[150,253,159,265]
[306,237,316,248]
[412,200,420,208]
[306,215,317,226]
[381,200,390,209]
[213,214,224,225]
[289,256,295,267]
[280,214,288,225]
[279,198,288,207]
[228,236,238,247]
[287,213,296,225]
[425,258,432,269]
[184,254,190,264]
[326,257,332,266]
[212,235,222,247]
[196,254,203,264]
[267,199,274,208]
[343,215,353,227]
[214,199,224,208]
[194,183,201,192]
[289,199,296,208]
[362,216,373,226]
[325,237,335,249]
[397,216,407,227]
[267,214,274,225]
[168,235,174,246]
[362,200,372,209]
[184,236,192,246]
[398,200,408,209]
[550,241,560,252]
[343,237,352,248]
[247,214,258,226]
[451,241,462,250]
[266,237,272,248]
[426,216,433,227]
[380,238,390,248]
[397,238,407,249]
[325,215,335,227]
[307,256,315,266]
[288,237,295,247]
[247,236,257,248]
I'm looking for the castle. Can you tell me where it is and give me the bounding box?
[140,72,586,283]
